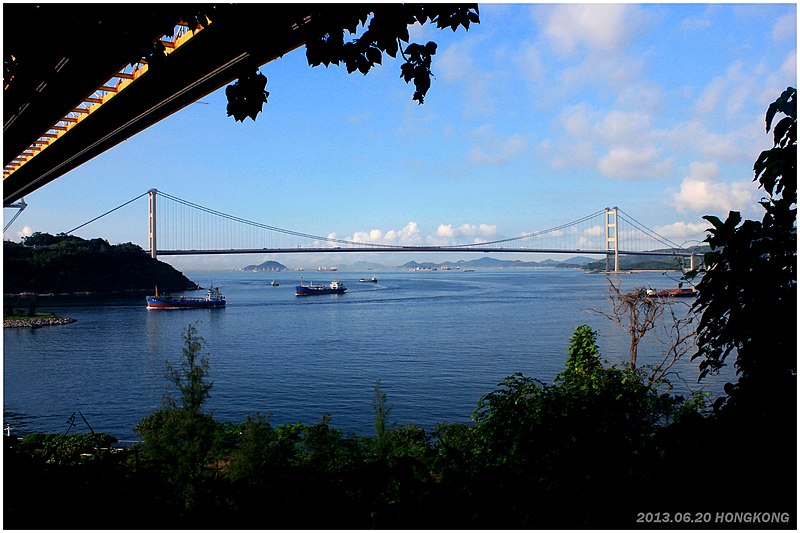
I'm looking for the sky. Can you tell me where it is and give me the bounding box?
[3,3,797,271]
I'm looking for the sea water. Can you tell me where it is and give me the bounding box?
[3,269,732,442]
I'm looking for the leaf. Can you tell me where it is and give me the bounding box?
[765,87,797,132]
[365,46,382,66]
[773,116,794,147]
[400,63,415,83]
[702,215,725,230]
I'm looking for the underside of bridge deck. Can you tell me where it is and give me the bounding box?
[3,4,370,206]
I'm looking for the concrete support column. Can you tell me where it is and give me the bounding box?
[148,188,157,259]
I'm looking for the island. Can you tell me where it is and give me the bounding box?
[3,232,199,295]
[241,260,288,272]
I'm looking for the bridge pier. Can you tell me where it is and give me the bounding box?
[605,206,619,273]
[148,188,157,259]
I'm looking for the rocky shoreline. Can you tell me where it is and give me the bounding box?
[4,316,77,328]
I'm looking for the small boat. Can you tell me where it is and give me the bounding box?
[646,287,696,298]
[270,280,280,286]
[146,286,226,309]
[358,277,378,283]
[295,280,347,296]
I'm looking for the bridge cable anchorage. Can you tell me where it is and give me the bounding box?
[63,191,150,235]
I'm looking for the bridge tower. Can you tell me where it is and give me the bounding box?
[605,206,619,273]
[148,188,157,259]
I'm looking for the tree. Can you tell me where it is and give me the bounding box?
[591,279,697,390]
[138,5,480,122]
[592,279,664,370]
[687,87,796,417]
[135,323,219,509]
[467,325,690,527]
[372,378,393,457]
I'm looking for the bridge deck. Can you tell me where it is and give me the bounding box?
[153,247,695,256]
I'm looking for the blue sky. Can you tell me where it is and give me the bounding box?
[4,3,796,270]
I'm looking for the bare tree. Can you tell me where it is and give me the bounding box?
[647,298,696,390]
[591,278,697,389]
[593,279,663,370]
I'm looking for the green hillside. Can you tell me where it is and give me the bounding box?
[4,233,198,295]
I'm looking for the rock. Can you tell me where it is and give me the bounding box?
[3,316,77,328]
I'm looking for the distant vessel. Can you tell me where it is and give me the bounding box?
[463,269,475,272]
[646,287,696,298]
[317,266,338,272]
[295,280,347,296]
[146,286,226,309]
[359,277,378,283]
[270,280,280,286]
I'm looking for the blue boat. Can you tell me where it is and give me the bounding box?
[295,280,347,296]
[146,286,226,309]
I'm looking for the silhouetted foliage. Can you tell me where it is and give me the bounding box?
[3,232,197,294]
[687,87,796,418]
[676,87,797,518]
[135,324,219,510]
[168,4,479,121]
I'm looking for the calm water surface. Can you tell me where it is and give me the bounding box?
[4,269,732,441]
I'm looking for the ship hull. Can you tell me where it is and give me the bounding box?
[295,286,346,296]
[146,297,226,309]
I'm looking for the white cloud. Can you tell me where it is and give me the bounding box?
[536,4,637,57]
[384,222,422,246]
[344,221,498,247]
[654,220,711,242]
[559,104,593,138]
[673,161,757,215]
[514,41,545,83]
[657,118,763,166]
[437,39,494,117]
[585,225,604,236]
[598,146,672,180]
[457,223,497,238]
[16,226,33,240]
[436,224,455,238]
[771,12,796,42]
[437,40,475,83]
[693,60,777,120]
[350,229,385,243]
[598,110,652,145]
[576,225,606,250]
[559,53,643,91]
[679,13,713,32]
[469,132,528,166]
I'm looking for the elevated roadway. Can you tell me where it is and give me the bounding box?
[3,5,370,205]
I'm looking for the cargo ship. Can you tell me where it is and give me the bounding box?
[646,287,696,298]
[295,280,346,296]
[146,286,226,309]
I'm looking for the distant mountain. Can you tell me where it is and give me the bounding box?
[342,261,386,271]
[242,260,288,272]
[558,256,599,266]
[584,245,710,271]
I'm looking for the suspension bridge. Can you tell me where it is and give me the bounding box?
[60,188,696,272]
